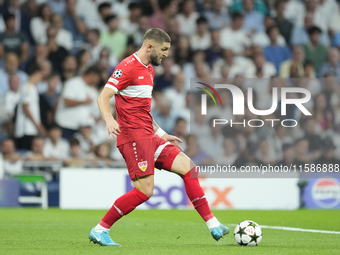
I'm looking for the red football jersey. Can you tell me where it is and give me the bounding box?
[105,53,156,146]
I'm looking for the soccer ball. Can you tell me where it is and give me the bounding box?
[234,220,262,246]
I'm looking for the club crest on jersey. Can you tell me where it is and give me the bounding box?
[138,160,148,172]
[113,69,123,78]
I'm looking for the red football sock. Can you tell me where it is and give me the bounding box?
[182,166,214,222]
[100,188,149,228]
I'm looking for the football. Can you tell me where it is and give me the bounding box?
[234,220,262,246]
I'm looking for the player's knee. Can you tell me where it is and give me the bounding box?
[137,185,154,198]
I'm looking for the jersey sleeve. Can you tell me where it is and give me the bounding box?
[105,64,133,93]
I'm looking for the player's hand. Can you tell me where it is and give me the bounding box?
[106,117,121,139]
[161,133,183,151]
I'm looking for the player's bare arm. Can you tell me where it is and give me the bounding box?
[97,86,121,139]
[152,119,184,151]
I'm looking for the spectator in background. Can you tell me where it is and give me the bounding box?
[26,44,48,75]
[0,138,22,177]
[63,137,88,167]
[214,137,239,165]
[119,2,142,36]
[74,120,96,153]
[255,139,277,164]
[30,3,52,45]
[46,26,69,74]
[94,143,113,167]
[284,0,306,27]
[35,59,53,94]
[61,55,78,82]
[174,35,193,67]
[234,141,261,168]
[294,138,313,164]
[318,48,340,78]
[291,12,329,46]
[177,0,199,36]
[40,72,60,109]
[205,30,223,67]
[149,0,179,33]
[93,1,111,32]
[220,12,251,55]
[203,0,229,31]
[1,0,32,41]
[76,49,92,75]
[63,0,87,43]
[43,123,70,160]
[190,16,211,51]
[303,26,328,72]
[15,63,44,150]
[154,57,176,91]
[276,143,296,167]
[55,66,100,139]
[316,137,339,165]
[230,0,268,16]
[48,0,66,15]
[51,14,73,51]
[164,72,186,111]
[127,15,150,48]
[279,45,305,78]
[173,117,187,150]
[86,29,106,64]
[25,136,57,161]
[242,0,264,34]
[21,0,39,18]
[313,93,334,131]
[245,52,277,78]
[185,134,214,166]
[100,14,127,59]
[0,53,28,96]
[263,26,291,72]
[0,13,28,63]
[274,0,293,45]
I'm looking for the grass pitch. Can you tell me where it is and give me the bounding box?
[0,209,339,255]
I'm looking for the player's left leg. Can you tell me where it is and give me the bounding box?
[169,151,229,241]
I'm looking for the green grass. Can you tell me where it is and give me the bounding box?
[0,209,339,255]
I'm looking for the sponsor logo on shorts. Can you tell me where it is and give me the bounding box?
[138,160,148,172]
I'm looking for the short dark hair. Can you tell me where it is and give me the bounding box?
[196,16,208,25]
[89,28,100,38]
[47,72,60,80]
[104,14,117,24]
[307,26,322,36]
[128,2,141,10]
[3,13,15,23]
[69,138,80,147]
[98,2,111,13]
[143,28,171,44]
[47,122,61,131]
[159,0,173,11]
[27,62,42,76]
[37,3,50,18]
[303,60,314,68]
[266,25,278,36]
[231,12,243,20]
[84,65,101,76]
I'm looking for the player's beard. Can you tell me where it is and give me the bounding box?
[150,50,161,66]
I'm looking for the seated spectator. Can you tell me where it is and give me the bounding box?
[205,30,223,67]
[255,139,277,164]
[1,74,21,120]
[51,14,73,51]
[40,72,61,109]
[22,0,39,18]
[230,0,268,16]
[48,0,66,15]
[303,26,328,72]
[301,117,323,156]
[0,53,29,96]
[242,0,265,34]
[284,0,306,27]
[86,29,104,64]
[294,138,314,164]
[318,48,340,78]
[176,0,199,35]
[274,0,293,45]
[55,66,100,139]
[75,0,103,30]
[61,55,78,82]
[190,16,211,51]
[174,35,193,67]
[291,12,329,46]
[263,26,291,72]
[43,123,70,160]
[279,45,305,78]
[276,143,297,167]
[63,0,87,43]
[313,93,334,131]
[203,0,229,31]
[100,14,127,59]
[94,143,114,167]
[74,119,96,153]
[154,58,176,91]
[15,63,45,150]
[46,26,69,74]
[219,12,251,55]
[164,72,186,111]
[245,52,276,78]
[76,49,92,75]
[149,0,179,33]
[63,138,90,167]
[30,3,53,45]
[25,136,57,161]
[315,137,339,165]
[185,134,214,166]
[0,138,23,177]
[0,13,29,63]
[214,137,239,165]
[119,2,142,36]
[25,45,48,75]
[173,117,188,150]
[234,142,262,168]
[128,15,150,48]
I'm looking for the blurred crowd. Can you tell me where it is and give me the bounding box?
[1,0,340,178]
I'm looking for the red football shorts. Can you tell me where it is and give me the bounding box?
[117,136,181,180]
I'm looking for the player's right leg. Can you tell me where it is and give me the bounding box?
[89,175,154,246]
